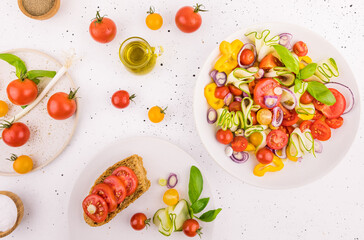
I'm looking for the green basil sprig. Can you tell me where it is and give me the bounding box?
[272,45,335,106]
[188,166,221,222]
[0,53,56,83]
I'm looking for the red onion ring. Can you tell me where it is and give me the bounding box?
[230,151,249,163]
[278,33,293,50]
[237,43,257,68]
[314,139,323,153]
[210,70,218,79]
[271,106,283,127]
[273,145,287,159]
[264,95,278,108]
[207,108,217,124]
[224,93,233,106]
[167,173,178,188]
[254,68,265,79]
[280,87,297,110]
[234,96,243,102]
[324,82,354,115]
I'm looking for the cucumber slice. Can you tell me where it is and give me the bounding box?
[169,200,191,232]
[153,208,165,226]
[153,208,174,236]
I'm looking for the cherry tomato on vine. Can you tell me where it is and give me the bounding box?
[239,49,255,66]
[8,154,33,174]
[146,6,163,30]
[256,148,274,164]
[111,90,135,109]
[130,213,150,231]
[216,129,233,145]
[1,121,30,147]
[163,189,179,206]
[47,89,78,120]
[89,11,117,43]
[148,106,167,123]
[7,78,38,106]
[0,100,9,117]
[293,41,308,57]
[175,4,207,33]
[183,219,202,237]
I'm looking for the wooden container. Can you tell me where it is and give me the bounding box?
[0,191,24,238]
[18,0,60,20]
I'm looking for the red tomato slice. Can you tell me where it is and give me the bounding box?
[253,78,281,109]
[231,136,248,152]
[266,130,288,150]
[228,85,243,96]
[299,120,312,132]
[214,86,230,99]
[82,194,109,223]
[321,88,346,119]
[313,99,325,111]
[281,110,299,126]
[92,183,118,213]
[259,54,282,70]
[112,166,138,196]
[229,101,242,112]
[313,110,323,120]
[325,117,344,129]
[310,120,331,141]
[103,175,127,204]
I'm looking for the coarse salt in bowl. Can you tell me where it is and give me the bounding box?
[0,195,18,232]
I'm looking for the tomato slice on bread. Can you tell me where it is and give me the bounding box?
[92,183,118,213]
[82,194,109,223]
[310,120,331,141]
[253,78,282,109]
[104,175,127,204]
[112,166,138,196]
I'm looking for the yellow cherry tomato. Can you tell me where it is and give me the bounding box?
[146,6,163,30]
[249,132,263,147]
[148,106,167,123]
[0,100,9,117]
[163,189,179,206]
[9,154,33,174]
[257,109,272,125]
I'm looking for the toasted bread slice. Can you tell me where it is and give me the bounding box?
[84,154,151,227]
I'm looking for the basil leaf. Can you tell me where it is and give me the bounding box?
[294,78,302,93]
[191,197,209,214]
[0,53,27,79]
[188,166,203,204]
[307,81,336,106]
[198,208,222,222]
[26,70,56,80]
[272,45,299,74]
[299,63,317,80]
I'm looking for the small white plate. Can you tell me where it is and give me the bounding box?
[68,137,216,239]
[193,22,360,189]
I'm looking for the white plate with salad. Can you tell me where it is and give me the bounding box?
[68,136,220,239]
[194,22,360,189]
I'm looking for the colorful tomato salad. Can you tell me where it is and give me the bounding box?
[204,29,354,177]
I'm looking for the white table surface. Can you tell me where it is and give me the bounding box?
[1,0,364,239]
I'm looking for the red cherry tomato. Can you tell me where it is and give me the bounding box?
[7,78,38,106]
[299,120,312,132]
[175,5,205,33]
[310,120,331,141]
[282,110,299,126]
[92,183,118,213]
[251,111,257,125]
[183,219,201,237]
[231,136,248,152]
[214,86,230,99]
[112,166,139,196]
[229,101,242,112]
[300,91,314,104]
[313,99,325,112]
[239,49,255,66]
[321,88,346,119]
[266,130,288,150]
[89,11,117,43]
[325,117,344,129]
[47,90,78,120]
[228,85,243,96]
[1,122,30,147]
[103,175,127,204]
[82,194,109,223]
[259,54,282,70]
[293,41,308,57]
[111,90,135,109]
[253,78,281,109]
[286,126,294,134]
[216,129,233,145]
[313,110,323,120]
[130,213,150,231]
[256,148,274,164]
